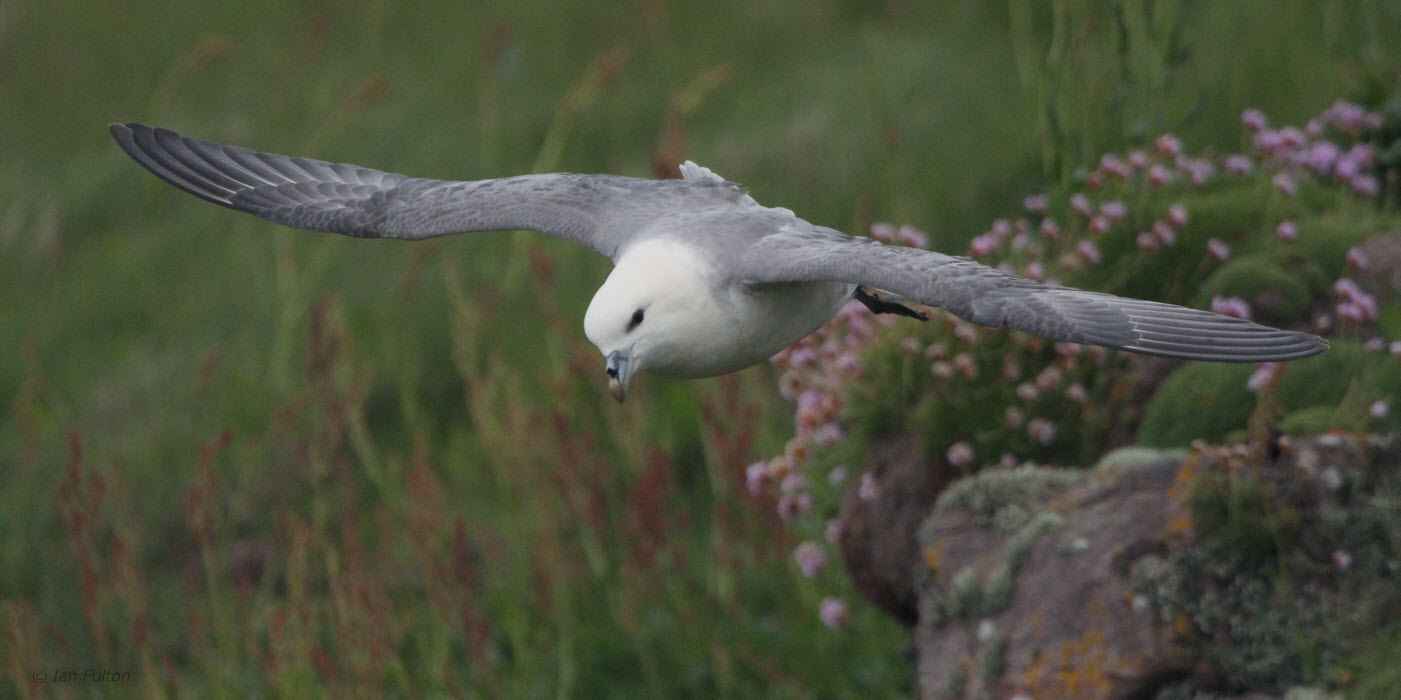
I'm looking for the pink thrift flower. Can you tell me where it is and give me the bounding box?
[1027,418,1056,445]
[1167,203,1189,227]
[1099,154,1131,180]
[1152,220,1177,246]
[1324,100,1367,131]
[1351,175,1380,198]
[969,234,1000,258]
[825,518,842,543]
[1076,240,1102,264]
[1035,366,1063,392]
[1302,141,1340,174]
[1278,127,1306,148]
[1272,172,1297,196]
[812,423,845,446]
[1241,108,1268,132]
[1016,382,1039,402]
[1224,154,1254,174]
[831,352,860,375]
[1254,130,1284,153]
[1277,221,1298,241]
[1154,133,1182,157]
[1024,194,1050,213]
[746,461,769,495]
[1024,261,1044,281]
[1088,216,1111,235]
[1338,301,1377,323]
[777,493,813,521]
[1335,278,1379,322]
[858,472,879,501]
[794,541,826,578]
[780,472,808,495]
[870,222,896,243]
[897,224,929,249]
[953,353,978,379]
[953,323,979,343]
[1334,144,1371,179]
[930,361,954,380]
[1247,362,1283,392]
[1065,383,1088,403]
[819,597,849,628]
[1004,406,1025,429]
[1100,200,1127,220]
[1332,549,1352,572]
[946,441,975,469]
[1129,150,1149,169]
[1147,164,1174,186]
[1346,247,1369,271]
[827,466,848,486]
[1211,296,1251,320]
[1183,158,1215,185]
[788,345,817,367]
[1040,218,1062,240]
[1370,400,1389,420]
[1137,232,1159,251]
[1207,238,1231,261]
[1070,193,1094,218]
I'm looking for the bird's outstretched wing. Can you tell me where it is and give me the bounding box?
[110,123,750,260]
[737,223,1327,362]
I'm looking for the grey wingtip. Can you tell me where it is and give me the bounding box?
[108,122,134,148]
[1123,329,1330,363]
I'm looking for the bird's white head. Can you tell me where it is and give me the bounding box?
[583,239,718,402]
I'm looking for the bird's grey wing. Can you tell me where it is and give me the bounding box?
[110,122,690,259]
[737,223,1327,362]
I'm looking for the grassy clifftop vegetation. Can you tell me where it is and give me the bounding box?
[3,1,1399,695]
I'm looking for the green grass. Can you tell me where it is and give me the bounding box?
[3,0,1400,696]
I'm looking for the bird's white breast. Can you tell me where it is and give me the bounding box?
[584,238,853,379]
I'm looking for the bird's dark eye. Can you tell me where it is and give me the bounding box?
[627,308,645,332]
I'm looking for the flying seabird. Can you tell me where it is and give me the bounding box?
[109,123,1327,401]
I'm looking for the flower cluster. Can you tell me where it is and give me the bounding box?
[1246,101,1383,197]
[751,100,1394,630]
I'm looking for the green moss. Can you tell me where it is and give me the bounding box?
[1278,406,1350,434]
[1194,254,1314,323]
[1093,446,1189,471]
[1289,214,1396,283]
[1137,362,1259,447]
[1137,340,1399,447]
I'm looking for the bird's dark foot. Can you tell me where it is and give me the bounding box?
[854,286,928,321]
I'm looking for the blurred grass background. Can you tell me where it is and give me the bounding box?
[3,0,1400,696]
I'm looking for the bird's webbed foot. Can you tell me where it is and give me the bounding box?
[854,286,929,321]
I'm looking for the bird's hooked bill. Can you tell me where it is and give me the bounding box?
[606,349,631,402]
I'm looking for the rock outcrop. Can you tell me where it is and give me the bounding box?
[838,435,1401,699]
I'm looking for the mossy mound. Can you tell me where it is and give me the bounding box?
[1138,340,1401,448]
